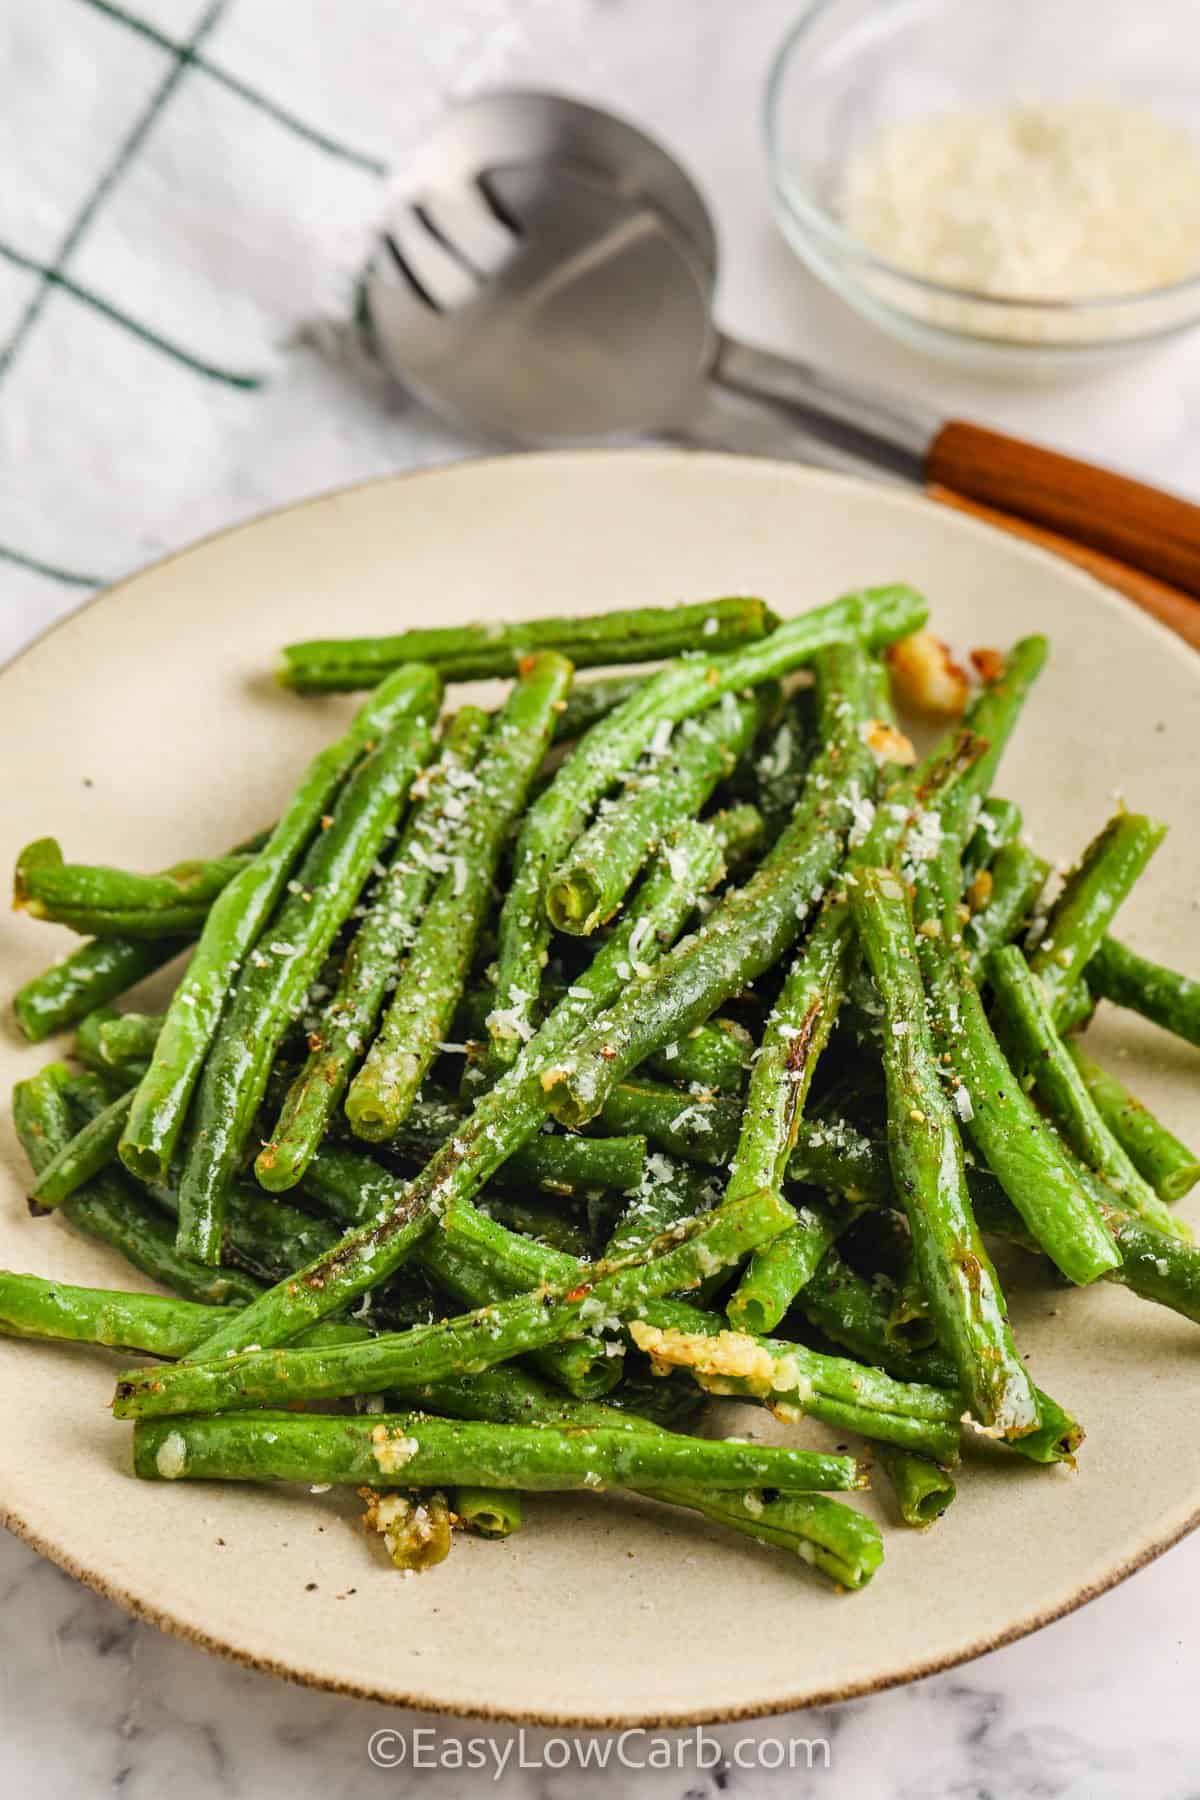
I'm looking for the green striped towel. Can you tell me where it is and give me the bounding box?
[0,0,596,653]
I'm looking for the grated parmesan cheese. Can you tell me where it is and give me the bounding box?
[840,99,1200,303]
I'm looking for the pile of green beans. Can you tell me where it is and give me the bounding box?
[6,591,1198,1587]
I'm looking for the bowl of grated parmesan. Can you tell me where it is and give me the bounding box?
[765,0,1200,367]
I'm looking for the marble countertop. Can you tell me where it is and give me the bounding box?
[4,3,1200,1794]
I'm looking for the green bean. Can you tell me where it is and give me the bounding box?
[936,637,1049,854]
[788,1114,893,1203]
[478,1199,591,1260]
[455,1488,523,1538]
[878,1448,956,1528]
[925,950,1123,1282]
[345,656,571,1141]
[22,844,267,1047]
[278,597,778,693]
[725,1200,848,1334]
[65,1185,264,1307]
[647,1484,880,1587]
[113,1191,795,1417]
[914,848,1123,1283]
[256,707,490,1189]
[631,1303,961,1463]
[718,671,980,1150]
[521,810,754,1079]
[132,1409,859,1493]
[432,1202,962,1460]
[150,1171,341,1289]
[800,1123,1200,1336]
[545,692,765,935]
[38,1067,338,1290]
[174,708,435,1262]
[747,691,816,838]
[724,905,854,1266]
[590,1078,742,1167]
[0,1272,246,1357]
[962,797,1023,884]
[411,1186,625,1398]
[799,1245,909,1367]
[361,1092,646,1199]
[551,675,644,743]
[424,1194,704,1398]
[12,1068,262,1307]
[851,866,1041,1436]
[728,908,853,1202]
[186,818,738,1360]
[799,1248,1083,1467]
[120,664,440,1190]
[884,1254,937,1353]
[1088,937,1200,1050]
[14,841,254,939]
[0,1268,384,1360]
[441,1123,647,1197]
[0,1269,401,1363]
[539,640,883,1126]
[1055,981,1096,1035]
[14,937,188,1044]
[74,1005,122,1073]
[988,945,1183,1237]
[11,1062,76,1173]
[1065,1041,1200,1201]
[1098,1207,1200,1321]
[416,1221,621,1401]
[97,1010,162,1071]
[517,1133,647,1197]
[646,1019,754,1093]
[29,1088,132,1209]
[54,1072,347,1295]
[965,843,1051,979]
[71,1064,141,1109]
[490,588,927,1066]
[449,812,757,1074]
[602,1161,722,1260]
[969,1174,1200,1327]
[1030,812,1167,1021]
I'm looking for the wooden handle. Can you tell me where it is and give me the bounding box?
[927,420,1200,600]
[928,483,1200,652]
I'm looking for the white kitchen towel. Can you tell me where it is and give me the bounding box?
[0,0,625,660]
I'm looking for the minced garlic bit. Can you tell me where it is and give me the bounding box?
[862,718,917,768]
[886,632,969,721]
[841,99,1200,302]
[361,1487,453,1572]
[628,1320,811,1405]
[155,1429,188,1480]
[966,869,994,914]
[370,1423,421,1474]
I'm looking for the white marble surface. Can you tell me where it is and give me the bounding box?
[5,3,1200,1795]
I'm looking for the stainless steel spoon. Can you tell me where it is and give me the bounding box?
[364,89,1200,601]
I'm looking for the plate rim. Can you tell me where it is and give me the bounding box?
[5,1487,1197,1726]
[2,445,1196,1726]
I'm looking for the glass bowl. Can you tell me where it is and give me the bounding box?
[764,0,1200,372]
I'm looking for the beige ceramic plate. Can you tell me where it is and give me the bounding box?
[1,451,1198,1725]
